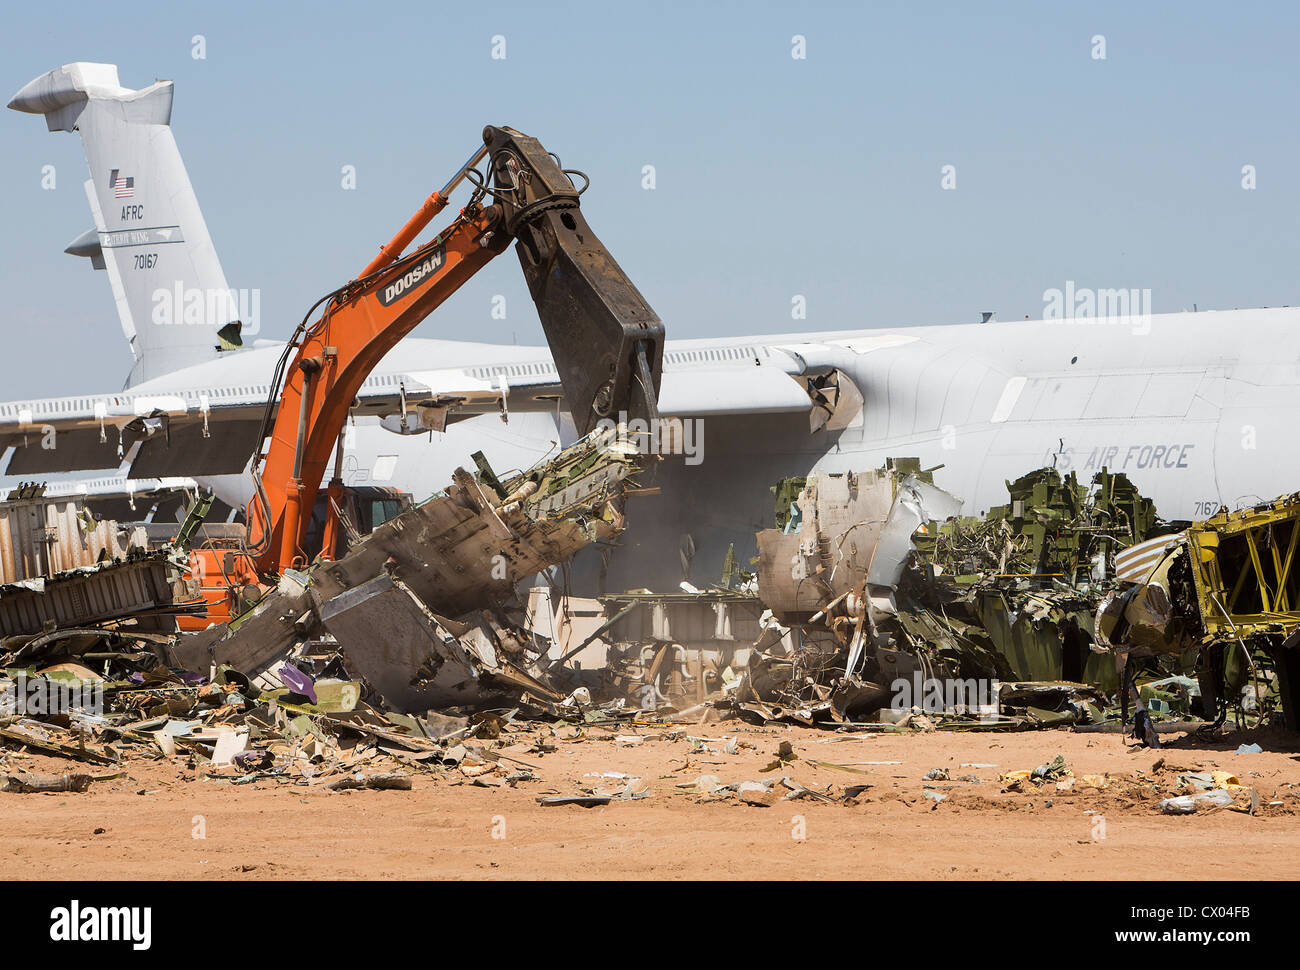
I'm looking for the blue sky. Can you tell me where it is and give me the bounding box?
[2,0,1298,397]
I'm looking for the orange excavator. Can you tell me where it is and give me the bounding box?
[185,126,664,627]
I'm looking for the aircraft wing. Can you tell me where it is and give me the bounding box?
[0,365,538,480]
[406,356,819,419]
[428,340,859,422]
[0,340,860,480]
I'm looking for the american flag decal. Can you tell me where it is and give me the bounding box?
[108,168,134,199]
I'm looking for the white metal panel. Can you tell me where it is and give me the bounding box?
[1134,372,1199,418]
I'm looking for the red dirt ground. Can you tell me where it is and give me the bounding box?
[0,721,1295,880]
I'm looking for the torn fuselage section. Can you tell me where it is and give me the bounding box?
[736,462,1177,730]
[172,425,648,714]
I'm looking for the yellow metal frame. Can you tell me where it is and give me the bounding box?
[1187,493,1300,641]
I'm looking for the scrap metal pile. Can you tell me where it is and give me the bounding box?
[1096,493,1300,735]
[0,427,656,788]
[0,483,202,638]
[4,436,1300,795]
[723,459,1263,734]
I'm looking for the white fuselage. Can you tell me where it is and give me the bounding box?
[103,304,1300,592]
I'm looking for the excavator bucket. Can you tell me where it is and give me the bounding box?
[483,127,665,434]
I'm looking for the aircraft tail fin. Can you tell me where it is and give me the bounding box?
[8,62,245,386]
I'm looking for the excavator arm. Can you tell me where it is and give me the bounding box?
[247,125,664,573]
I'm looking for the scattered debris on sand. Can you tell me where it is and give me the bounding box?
[1,451,1297,801]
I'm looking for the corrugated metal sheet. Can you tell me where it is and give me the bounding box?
[0,496,144,583]
[0,557,176,638]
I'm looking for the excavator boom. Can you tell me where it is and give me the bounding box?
[246,126,664,574]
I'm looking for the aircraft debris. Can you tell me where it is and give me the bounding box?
[1095,490,1300,742]
[1,444,1296,817]
[0,489,198,638]
[721,461,1183,731]
[173,424,644,709]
